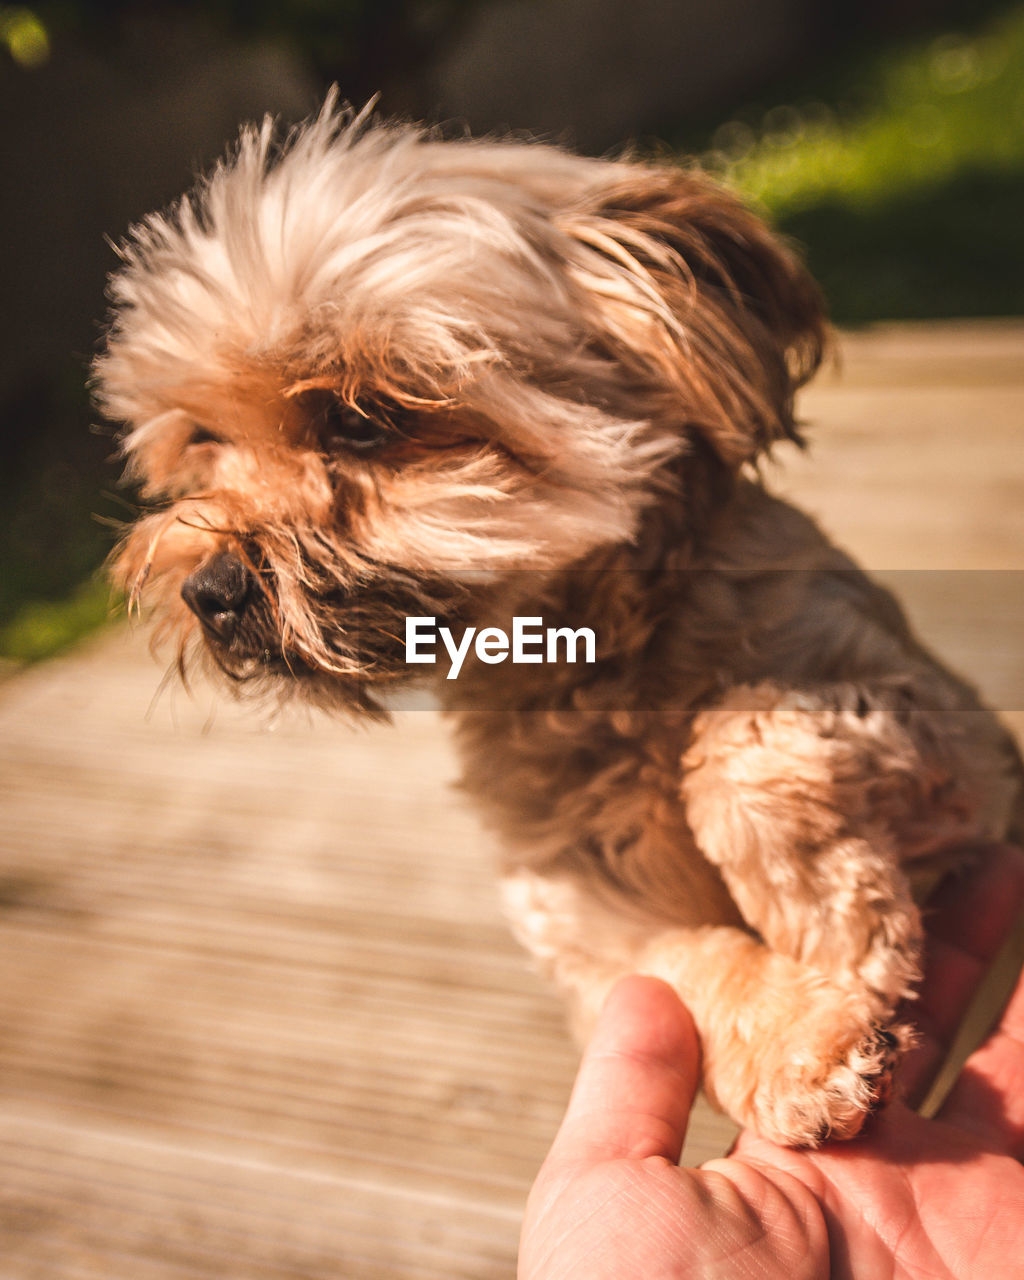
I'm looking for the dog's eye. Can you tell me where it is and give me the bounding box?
[188,425,224,447]
[320,401,393,454]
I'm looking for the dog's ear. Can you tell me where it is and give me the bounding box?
[560,165,827,466]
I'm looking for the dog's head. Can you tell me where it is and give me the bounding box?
[95,97,825,713]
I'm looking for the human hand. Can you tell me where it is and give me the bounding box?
[519,845,1024,1279]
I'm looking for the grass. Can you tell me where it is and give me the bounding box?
[711,13,1024,214]
[691,3,1024,320]
[0,576,115,666]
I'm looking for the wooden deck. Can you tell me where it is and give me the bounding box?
[1,321,1022,1278]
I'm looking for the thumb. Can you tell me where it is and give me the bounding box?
[544,975,701,1171]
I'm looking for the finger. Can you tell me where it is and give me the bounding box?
[937,938,1024,1157]
[902,844,1024,1104]
[544,975,700,1171]
[925,844,1024,962]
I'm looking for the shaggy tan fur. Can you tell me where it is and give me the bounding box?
[95,96,1022,1146]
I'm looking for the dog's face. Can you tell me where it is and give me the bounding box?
[95,98,825,713]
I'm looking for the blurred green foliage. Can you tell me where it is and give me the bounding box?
[709,15,1024,212]
[691,3,1024,320]
[0,6,49,65]
[0,576,111,664]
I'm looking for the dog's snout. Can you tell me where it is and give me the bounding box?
[181,553,253,642]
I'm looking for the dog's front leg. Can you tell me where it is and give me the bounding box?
[679,679,1002,1013]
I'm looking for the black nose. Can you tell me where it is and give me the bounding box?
[181,553,252,642]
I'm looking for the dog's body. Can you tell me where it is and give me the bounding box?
[96,99,1022,1145]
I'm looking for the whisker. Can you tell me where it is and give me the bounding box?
[174,514,245,538]
[127,563,151,615]
[144,657,181,724]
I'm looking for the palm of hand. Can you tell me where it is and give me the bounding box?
[520,847,1024,1280]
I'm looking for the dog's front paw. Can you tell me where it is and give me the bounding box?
[741,1016,908,1147]
[644,926,913,1147]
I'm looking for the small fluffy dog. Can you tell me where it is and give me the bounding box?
[95,98,1022,1145]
